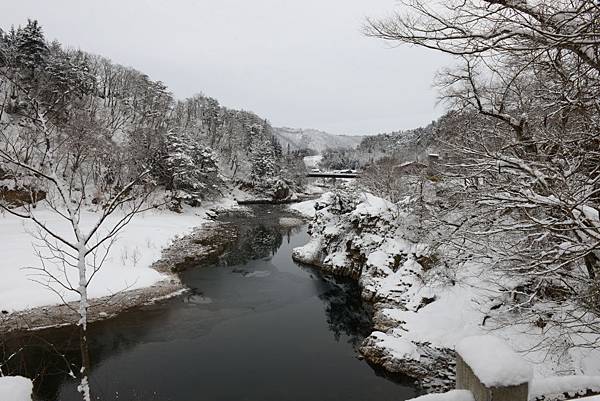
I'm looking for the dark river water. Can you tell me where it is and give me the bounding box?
[3,205,419,401]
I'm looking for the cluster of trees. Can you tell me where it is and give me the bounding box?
[169,94,306,199]
[356,124,435,163]
[318,125,435,171]
[366,0,600,349]
[319,148,361,170]
[0,19,306,399]
[0,20,304,210]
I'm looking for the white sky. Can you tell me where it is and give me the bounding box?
[1,0,451,135]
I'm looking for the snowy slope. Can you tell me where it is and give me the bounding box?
[0,198,237,312]
[274,127,363,153]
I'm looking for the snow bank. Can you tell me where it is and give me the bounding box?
[293,188,600,389]
[407,390,474,401]
[303,155,323,169]
[381,279,489,349]
[0,376,33,401]
[530,375,600,399]
[369,331,421,361]
[0,205,210,312]
[289,198,318,218]
[456,335,532,387]
[292,237,322,265]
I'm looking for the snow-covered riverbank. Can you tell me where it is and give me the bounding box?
[0,198,241,333]
[290,192,600,393]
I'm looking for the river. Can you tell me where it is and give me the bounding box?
[3,205,420,401]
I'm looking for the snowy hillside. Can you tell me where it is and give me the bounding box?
[274,127,363,153]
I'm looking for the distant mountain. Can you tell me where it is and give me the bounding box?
[274,127,363,154]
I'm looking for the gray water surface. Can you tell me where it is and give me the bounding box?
[4,206,419,401]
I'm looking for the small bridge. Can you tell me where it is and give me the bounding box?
[306,172,359,179]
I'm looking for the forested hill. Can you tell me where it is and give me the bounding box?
[356,123,435,161]
[274,127,363,154]
[0,20,306,207]
[318,123,436,170]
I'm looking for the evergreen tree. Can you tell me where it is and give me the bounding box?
[14,19,48,74]
[166,130,221,204]
[250,137,277,185]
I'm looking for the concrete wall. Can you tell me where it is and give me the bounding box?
[456,354,529,401]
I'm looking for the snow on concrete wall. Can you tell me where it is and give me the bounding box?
[0,376,33,401]
[530,376,600,400]
[407,390,475,401]
[456,335,532,388]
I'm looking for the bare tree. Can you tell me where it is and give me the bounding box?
[0,77,156,400]
[365,0,600,352]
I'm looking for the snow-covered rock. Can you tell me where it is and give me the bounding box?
[292,188,600,393]
[292,237,324,267]
[369,331,420,361]
[289,198,319,218]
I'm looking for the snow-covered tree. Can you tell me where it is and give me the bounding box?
[13,19,48,78]
[165,130,221,206]
[0,22,163,400]
[366,0,600,349]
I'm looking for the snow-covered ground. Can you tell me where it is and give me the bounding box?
[0,376,33,401]
[289,198,319,218]
[0,198,237,313]
[303,155,323,170]
[291,190,600,395]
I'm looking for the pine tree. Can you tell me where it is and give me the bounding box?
[250,138,277,185]
[14,19,48,74]
[166,130,221,205]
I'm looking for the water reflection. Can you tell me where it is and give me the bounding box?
[220,224,284,265]
[318,278,374,347]
[218,208,304,266]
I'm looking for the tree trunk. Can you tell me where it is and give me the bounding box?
[78,325,92,401]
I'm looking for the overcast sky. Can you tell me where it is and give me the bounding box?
[1,0,451,135]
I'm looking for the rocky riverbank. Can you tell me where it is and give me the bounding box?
[0,219,240,335]
[291,191,600,397]
[290,192,456,392]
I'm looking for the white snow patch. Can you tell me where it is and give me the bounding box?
[366,250,390,267]
[381,280,489,348]
[289,199,318,218]
[292,238,322,265]
[303,155,323,169]
[0,376,33,401]
[530,375,600,399]
[407,390,475,401]
[456,335,533,387]
[0,205,210,312]
[353,192,395,216]
[370,331,421,361]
